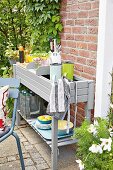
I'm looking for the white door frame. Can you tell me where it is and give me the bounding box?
[95,0,113,118]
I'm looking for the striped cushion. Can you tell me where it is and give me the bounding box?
[0,126,10,138]
[0,86,9,131]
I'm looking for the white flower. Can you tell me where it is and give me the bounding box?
[100,137,112,152]
[89,144,103,154]
[108,128,113,137]
[94,120,99,126]
[108,128,112,133]
[110,103,113,109]
[12,7,18,12]
[87,124,97,135]
[76,159,84,170]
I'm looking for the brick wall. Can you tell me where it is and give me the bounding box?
[60,0,99,80]
[60,0,99,125]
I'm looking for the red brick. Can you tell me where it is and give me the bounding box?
[61,53,69,60]
[66,55,77,62]
[85,35,97,42]
[60,12,68,19]
[89,51,97,59]
[70,104,75,112]
[77,57,86,64]
[61,40,67,46]
[61,0,67,3]
[75,35,85,41]
[81,73,96,80]
[78,2,91,10]
[71,4,79,11]
[61,47,70,54]
[78,103,86,109]
[88,43,97,51]
[75,63,83,72]
[68,12,78,19]
[70,48,78,55]
[72,27,87,34]
[79,50,90,58]
[67,0,72,5]
[87,59,96,67]
[78,11,88,18]
[61,53,75,61]
[74,70,81,77]
[78,0,88,3]
[89,9,99,18]
[91,1,99,9]
[83,66,96,75]
[67,41,76,48]
[66,20,74,26]
[76,42,87,50]
[60,34,66,40]
[77,105,85,115]
[60,4,67,11]
[76,113,85,126]
[61,53,67,59]
[88,27,98,34]
[75,19,85,26]
[85,18,98,26]
[65,34,74,40]
[61,20,66,26]
[64,27,72,33]
[66,5,71,12]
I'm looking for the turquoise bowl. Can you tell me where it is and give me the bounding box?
[37,115,52,124]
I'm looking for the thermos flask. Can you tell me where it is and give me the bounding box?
[50,63,62,81]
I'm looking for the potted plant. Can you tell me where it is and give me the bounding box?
[5,43,19,65]
[73,118,113,170]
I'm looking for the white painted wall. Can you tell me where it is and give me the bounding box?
[95,0,113,118]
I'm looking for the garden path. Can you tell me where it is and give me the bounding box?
[0,119,79,170]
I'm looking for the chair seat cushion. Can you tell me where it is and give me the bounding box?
[0,126,10,138]
[0,85,9,131]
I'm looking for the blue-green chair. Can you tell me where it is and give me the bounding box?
[0,78,25,170]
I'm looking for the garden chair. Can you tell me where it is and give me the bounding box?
[0,78,25,170]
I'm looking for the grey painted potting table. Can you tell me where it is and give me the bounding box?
[13,63,94,170]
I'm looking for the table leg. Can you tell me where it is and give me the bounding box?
[16,111,21,126]
[51,116,58,170]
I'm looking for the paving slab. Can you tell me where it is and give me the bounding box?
[0,121,79,170]
[0,160,21,170]
[19,126,43,144]
[0,136,19,157]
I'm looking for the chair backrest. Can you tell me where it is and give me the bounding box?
[0,78,20,99]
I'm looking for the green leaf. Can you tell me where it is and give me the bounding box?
[53,29,57,35]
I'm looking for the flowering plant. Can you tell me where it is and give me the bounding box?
[73,118,113,170]
[5,43,19,60]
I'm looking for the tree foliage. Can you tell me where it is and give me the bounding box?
[0,0,63,75]
[21,0,63,52]
[0,0,30,58]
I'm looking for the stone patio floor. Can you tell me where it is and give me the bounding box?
[0,120,79,170]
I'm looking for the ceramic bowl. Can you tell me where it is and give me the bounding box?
[58,120,73,136]
[37,115,52,124]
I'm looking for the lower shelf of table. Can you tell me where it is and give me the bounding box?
[18,111,78,147]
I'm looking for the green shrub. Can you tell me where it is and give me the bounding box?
[73,118,113,170]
